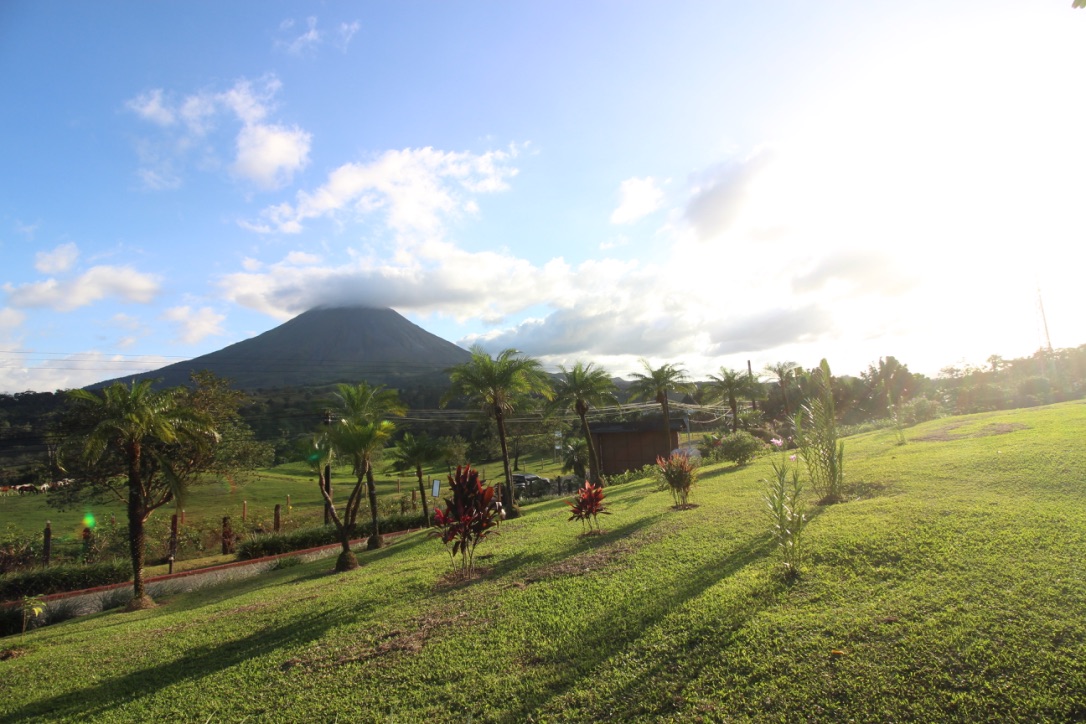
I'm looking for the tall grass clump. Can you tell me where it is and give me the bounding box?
[794,358,845,503]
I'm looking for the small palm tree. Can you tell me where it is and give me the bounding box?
[66,380,216,609]
[331,382,406,551]
[550,361,618,486]
[442,347,554,517]
[765,361,801,419]
[627,360,695,456]
[386,432,440,526]
[706,367,758,432]
[328,419,395,559]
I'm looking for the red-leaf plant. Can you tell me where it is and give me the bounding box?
[432,464,500,578]
[567,480,610,534]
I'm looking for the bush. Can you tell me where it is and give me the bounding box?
[567,481,609,534]
[0,524,39,574]
[432,465,500,577]
[717,430,766,466]
[607,464,657,487]
[0,559,130,601]
[656,453,698,508]
[900,397,942,425]
[236,526,340,560]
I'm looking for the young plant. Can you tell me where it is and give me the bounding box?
[21,594,46,636]
[794,359,846,503]
[763,460,808,580]
[567,481,610,534]
[656,453,699,509]
[432,465,500,578]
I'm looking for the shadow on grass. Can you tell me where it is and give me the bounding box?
[1,609,341,722]
[510,531,780,720]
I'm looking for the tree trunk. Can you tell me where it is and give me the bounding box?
[124,442,155,610]
[318,479,357,571]
[579,407,602,486]
[365,464,384,549]
[659,394,673,457]
[730,395,739,433]
[415,464,430,526]
[495,407,519,518]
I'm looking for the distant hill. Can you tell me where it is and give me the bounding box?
[91,306,473,392]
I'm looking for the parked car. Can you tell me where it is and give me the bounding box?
[512,473,550,497]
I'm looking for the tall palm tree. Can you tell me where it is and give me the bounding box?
[706,367,756,432]
[442,347,554,517]
[328,419,395,557]
[549,361,618,485]
[627,360,695,456]
[765,361,801,419]
[331,382,406,550]
[66,380,215,609]
[386,432,440,526]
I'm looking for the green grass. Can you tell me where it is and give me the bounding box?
[0,452,567,546]
[2,402,1085,721]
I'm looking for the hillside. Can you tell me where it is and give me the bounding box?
[91,306,472,391]
[2,402,1085,721]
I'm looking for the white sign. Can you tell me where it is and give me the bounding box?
[431,479,441,498]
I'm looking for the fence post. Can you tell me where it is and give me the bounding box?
[222,516,235,555]
[242,499,247,522]
[180,509,186,525]
[274,504,281,533]
[168,513,178,575]
[43,521,52,567]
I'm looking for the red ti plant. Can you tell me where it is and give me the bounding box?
[567,480,610,534]
[432,464,500,577]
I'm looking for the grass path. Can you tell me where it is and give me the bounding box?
[1,402,1085,721]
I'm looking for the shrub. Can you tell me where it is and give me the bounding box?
[900,397,942,426]
[607,464,657,487]
[567,481,609,534]
[0,524,39,574]
[763,460,808,580]
[0,559,130,601]
[795,358,846,503]
[432,465,500,578]
[656,453,698,508]
[236,526,340,560]
[717,430,766,466]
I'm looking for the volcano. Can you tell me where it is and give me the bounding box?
[92,306,472,391]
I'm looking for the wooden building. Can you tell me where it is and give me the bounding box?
[590,417,685,477]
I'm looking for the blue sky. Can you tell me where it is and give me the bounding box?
[2,1,1084,392]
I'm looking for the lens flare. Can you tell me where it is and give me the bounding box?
[83,513,96,529]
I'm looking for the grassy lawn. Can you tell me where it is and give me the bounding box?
[0,453,567,545]
[1,401,1085,721]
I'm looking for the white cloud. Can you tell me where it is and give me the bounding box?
[126,89,175,126]
[231,123,311,190]
[246,145,519,235]
[5,266,160,311]
[0,307,25,331]
[284,16,321,55]
[0,350,174,394]
[610,177,664,224]
[337,21,361,51]
[126,76,309,192]
[163,306,226,344]
[34,242,79,274]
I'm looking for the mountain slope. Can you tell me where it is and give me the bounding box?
[93,306,472,390]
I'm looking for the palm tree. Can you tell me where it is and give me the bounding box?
[627,360,695,456]
[549,361,618,485]
[328,419,395,558]
[331,382,406,550]
[442,347,554,517]
[66,380,215,609]
[765,361,801,419]
[706,367,756,432]
[386,432,440,526]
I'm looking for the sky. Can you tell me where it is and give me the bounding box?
[2,1,1085,393]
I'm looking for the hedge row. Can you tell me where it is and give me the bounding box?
[0,559,130,602]
[236,512,430,560]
